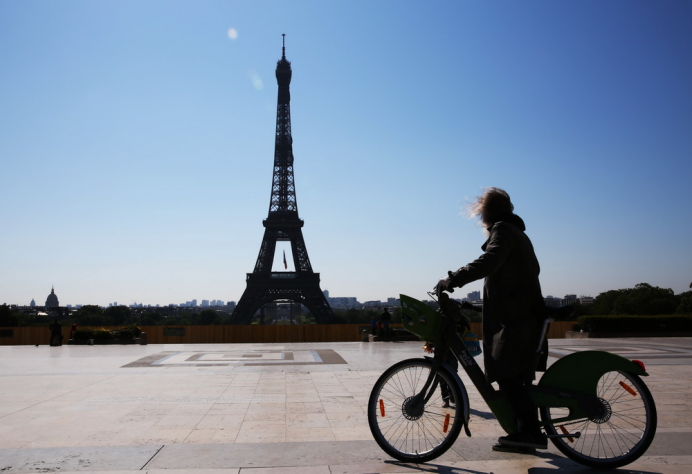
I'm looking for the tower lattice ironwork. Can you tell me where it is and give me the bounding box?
[231,36,334,324]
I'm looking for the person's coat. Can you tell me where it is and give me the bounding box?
[450,214,546,383]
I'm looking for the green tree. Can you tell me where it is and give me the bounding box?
[198,309,221,325]
[617,283,676,315]
[676,292,692,315]
[593,283,677,315]
[592,289,627,315]
[103,305,131,326]
[74,305,108,326]
[332,308,381,324]
[137,311,163,326]
[0,304,19,327]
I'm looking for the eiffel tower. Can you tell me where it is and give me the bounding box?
[231,36,335,324]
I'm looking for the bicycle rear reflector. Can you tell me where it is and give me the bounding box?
[559,425,575,443]
[619,381,638,396]
[632,359,646,372]
[379,399,385,417]
[443,414,450,433]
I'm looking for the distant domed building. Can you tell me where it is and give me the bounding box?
[45,286,59,308]
[30,298,36,308]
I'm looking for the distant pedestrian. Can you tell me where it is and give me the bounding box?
[70,323,77,340]
[370,316,377,335]
[49,319,62,346]
[381,307,392,337]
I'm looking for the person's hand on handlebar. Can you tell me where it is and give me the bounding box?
[434,276,454,296]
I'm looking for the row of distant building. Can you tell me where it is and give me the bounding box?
[14,287,593,311]
[309,291,593,310]
[462,290,592,307]
[18,287,235,311]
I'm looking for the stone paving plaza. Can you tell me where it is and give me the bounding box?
[1,338,692,473]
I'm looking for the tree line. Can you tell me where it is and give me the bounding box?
[0,305,234,328]
[2,282,690,327]
[575,282,692,318]
[0,303,401,327]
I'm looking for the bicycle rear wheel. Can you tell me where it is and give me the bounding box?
[540,370,657,469]
[368,358,464,463]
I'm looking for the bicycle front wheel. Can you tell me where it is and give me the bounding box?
[368,358,464,463]
[540,370,657,469]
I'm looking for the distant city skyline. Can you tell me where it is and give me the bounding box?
[1,2,690,307]
[6,284,601,309]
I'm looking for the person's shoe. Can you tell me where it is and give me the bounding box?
[497,431,547,450]
[442,401,451,408]
[492,443,536,454]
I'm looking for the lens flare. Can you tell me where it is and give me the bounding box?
[227,28,238,40]
[247,69,263,90]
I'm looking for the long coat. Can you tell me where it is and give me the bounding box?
[450,214,546,383]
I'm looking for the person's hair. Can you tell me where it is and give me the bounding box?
[466,187,514,227]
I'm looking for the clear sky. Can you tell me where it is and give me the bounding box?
[1,1,691,308]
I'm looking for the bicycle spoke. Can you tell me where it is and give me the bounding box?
[541,370,656,468]
[369,359,464,462]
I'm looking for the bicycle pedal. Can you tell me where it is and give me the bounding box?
[492,443,536,454]
[546,432,581,439]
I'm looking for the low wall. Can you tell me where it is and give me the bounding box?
[0,321,576,346]
[566,331,692,339]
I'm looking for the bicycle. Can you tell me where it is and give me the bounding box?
[367,291,657,468]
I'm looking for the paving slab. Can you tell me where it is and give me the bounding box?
[0,338,691,473]
[0,445,162,472]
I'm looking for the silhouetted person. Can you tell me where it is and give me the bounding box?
[436,187,547,451]
[380,307,391,337]
[49,319,62,346]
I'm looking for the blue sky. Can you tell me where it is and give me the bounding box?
[1,1,691,307]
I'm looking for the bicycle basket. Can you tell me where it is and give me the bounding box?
[400,294,443,343]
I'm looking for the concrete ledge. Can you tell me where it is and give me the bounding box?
[566,331,692,339]
[68,338,142,345]
[368,334,419,342]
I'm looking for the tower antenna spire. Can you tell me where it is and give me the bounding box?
[282,33,286,58]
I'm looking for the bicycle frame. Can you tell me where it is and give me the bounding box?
[404,293,650,437]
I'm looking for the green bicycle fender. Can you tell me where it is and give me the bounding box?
[450,367,472,437]
[540,350,647,394]
[533,350,648,422]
